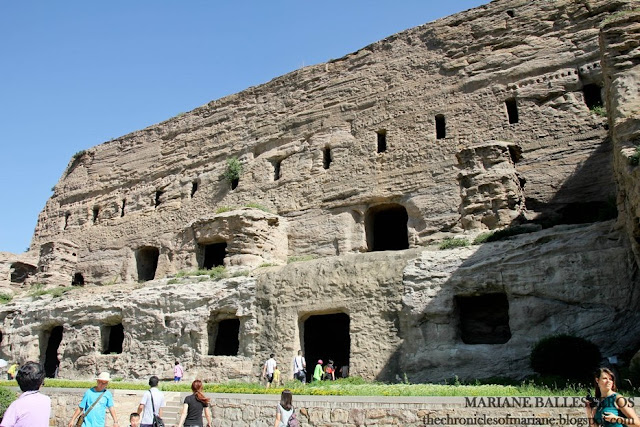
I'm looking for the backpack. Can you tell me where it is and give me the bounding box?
[287,411,300,427]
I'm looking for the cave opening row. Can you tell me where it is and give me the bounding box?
[34,295,511,378]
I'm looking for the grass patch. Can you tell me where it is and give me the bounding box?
[438,238,469,250]
[287,255,317,264]
[0,293,12,304]
[230,270,250,277]
[215,206,234,214]
[473,233,493,245]
[630,146,640,166]
[244,203,272,213]
[474,225,538,243]
[167,278,180,285]
[29,284,71,299]
[601,9,640,26]
[590,106,606,117]
[175,266,227,280]
[0,377,636,398]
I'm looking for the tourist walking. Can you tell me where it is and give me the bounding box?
[0,361,51,427]
[273,389,299,427]
[323,359,335,381]
[262,353,277,389]
[177,380,213,427]
[6,362,18,380]
[174,360,184,383]
[585,367,639,427]
[67,372,120,427]
[292,350,306,383]
[313,360,323,382]
[137,375,165,427]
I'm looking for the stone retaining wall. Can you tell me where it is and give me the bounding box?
[39,388,589,427]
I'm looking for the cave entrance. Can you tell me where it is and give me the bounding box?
[583,84,603,110]
[102,323,124,354]
[208,318,240,356]
[10,262,37,283]
[43,325,63,378]
[456,293,511,344]
[136,246,159,282]
[365,204,409,251]
[201,242,227,269]
[303,313,350,381]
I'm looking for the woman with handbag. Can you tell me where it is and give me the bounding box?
[177,380,212,427]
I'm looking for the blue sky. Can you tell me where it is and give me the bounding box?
[0,1,488,254]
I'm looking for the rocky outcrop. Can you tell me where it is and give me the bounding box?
[1,0,640,383]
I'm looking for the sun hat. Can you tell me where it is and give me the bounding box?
[318,359,323,364]
[95,372,111,381]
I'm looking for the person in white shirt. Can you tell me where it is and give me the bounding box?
[262,354,277,389]
[292,350,306,383]
[137,376,166,427]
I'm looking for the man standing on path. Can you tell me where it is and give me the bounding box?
[261,353,277,389]
[67,372,120,427]
[292,350,306,383]
[0,361,51,427]
[137,375,165,427]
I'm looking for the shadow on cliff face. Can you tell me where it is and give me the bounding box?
[376,135,640,384]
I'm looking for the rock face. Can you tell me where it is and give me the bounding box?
[1,0,640,382]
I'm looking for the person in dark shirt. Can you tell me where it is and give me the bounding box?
[177,379,212,427]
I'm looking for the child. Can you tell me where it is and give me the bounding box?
[313,360,323,382]
[130,412,141,427]
[273,365,281,386]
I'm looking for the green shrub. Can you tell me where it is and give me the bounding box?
[530,334,601,381]
[590,106,606,117]
[438,237,469,250]
[0,386,16,419]
[223,158,243,184]
[0,293,12,304]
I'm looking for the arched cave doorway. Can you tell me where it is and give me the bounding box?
[365,204,409,251]
[43,326,63,378]
[136,246,159,282]
[303,313,350,381]
[102,323,124,354]
[200,242,227,269]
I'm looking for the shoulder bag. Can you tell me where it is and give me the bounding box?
[76,390,106,427]
[150,389,165,427]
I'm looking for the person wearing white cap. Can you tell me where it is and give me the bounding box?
[67,372,120,427]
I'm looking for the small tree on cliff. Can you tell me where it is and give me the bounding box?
[223,157,243,190]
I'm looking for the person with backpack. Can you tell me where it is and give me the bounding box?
[323,360,335,381]
[273,389,299,427]
[137,375,165,427]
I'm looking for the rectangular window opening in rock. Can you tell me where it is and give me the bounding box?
[365,204,409,251]
[505,99,519,124]
[303,313,350,381]
[101,323,124,354]
[63,212,70,230]
[456,293,511,344]
[274,159,282,181]
[200,242,227,269]
[42,325,63,378]
[191,181,198,197]
[155,190,163,208]
[121,199,126,217]
[135,246,159,282]
[92,206,99,224]
[323,147,332,169]
[435,115,446,139]
[208,318,240,356]
[582,83,603,110]
[376,130,387,153]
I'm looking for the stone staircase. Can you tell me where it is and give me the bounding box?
[161,392,185,426]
